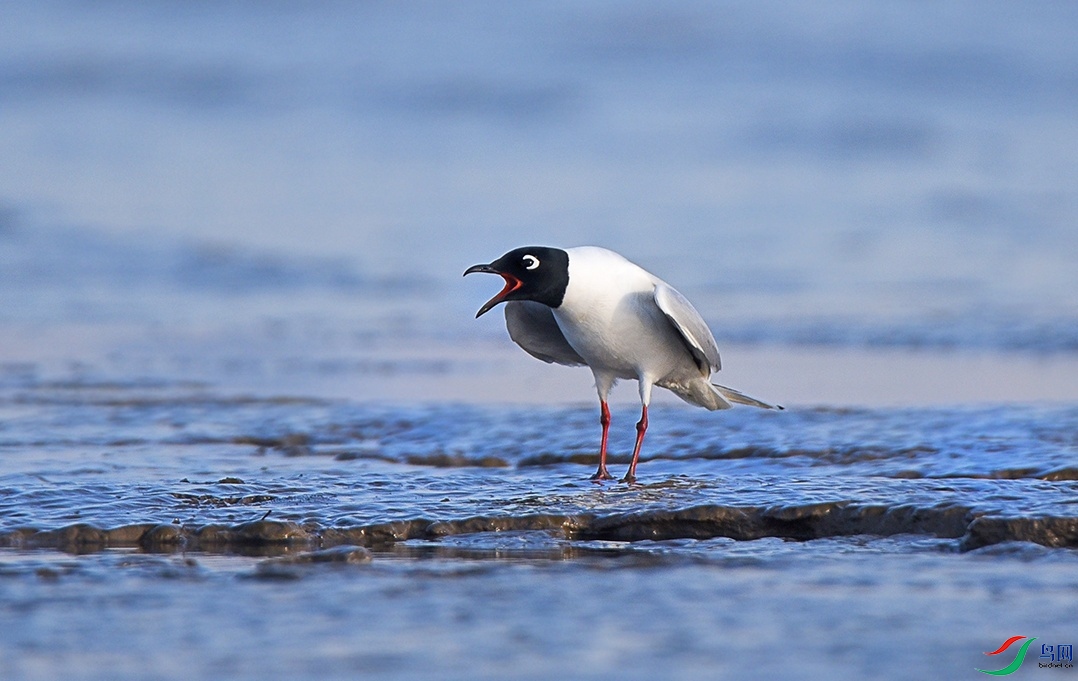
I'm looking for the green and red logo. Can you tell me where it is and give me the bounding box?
[978,636,1074,675]
[978,636,1038,676]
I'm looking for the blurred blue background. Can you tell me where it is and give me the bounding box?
[2,1,1077,358]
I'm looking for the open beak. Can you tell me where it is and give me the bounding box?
[463,263,522,318]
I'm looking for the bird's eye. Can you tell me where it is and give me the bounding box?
[522,255,540,270]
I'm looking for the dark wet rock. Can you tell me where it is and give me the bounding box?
[3,503,1075,557]
[762,501,845,522]
[1040,467,1078,481]
[106,523,159,544]
[326,519,433,546]
[573,506,764,542]
[324,515,573,546]
[218,477,245,484]
[320,527,374,546]
[517,452,613,467]
[570,503,974,543]
[0,528,39,548]
[182,521,315,553]
[194,524,232,544]
[192,523,310,554]
[960,516,1078,551]
[990,467,1045,480]
[427,514,570,537]
[404,453,510,468]
[806,503,972,540]
[139,524,188,549]
[232,520,310,544]
[30,523,108,550]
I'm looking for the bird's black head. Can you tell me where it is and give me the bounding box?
[463,246,569,318]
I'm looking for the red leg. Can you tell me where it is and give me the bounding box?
[622,404,648,483]
[590,400,613,481]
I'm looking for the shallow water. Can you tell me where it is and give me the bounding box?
[3,2,1078,680]
[1,380,1077,536]
[3,543,1077,681]
[1,378,1077,680]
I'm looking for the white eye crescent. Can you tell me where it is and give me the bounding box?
[522,254,540,270]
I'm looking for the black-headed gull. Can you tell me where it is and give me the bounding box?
[465,246,782,483]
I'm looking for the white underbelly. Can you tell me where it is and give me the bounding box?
[552,294,685,381]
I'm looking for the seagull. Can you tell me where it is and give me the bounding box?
[464,246,782,483]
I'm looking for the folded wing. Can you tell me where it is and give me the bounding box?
[504,301,587,367]
[653,283,722,374]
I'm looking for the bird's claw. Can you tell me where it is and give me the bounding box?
[590,467,614,482]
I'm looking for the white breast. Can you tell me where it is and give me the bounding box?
[552,247,689,382]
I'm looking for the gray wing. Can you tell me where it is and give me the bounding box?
[653,283,722,373]
[504,301,587,367]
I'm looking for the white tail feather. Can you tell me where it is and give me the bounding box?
[658,379,783,411]
[711,383,784,410]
